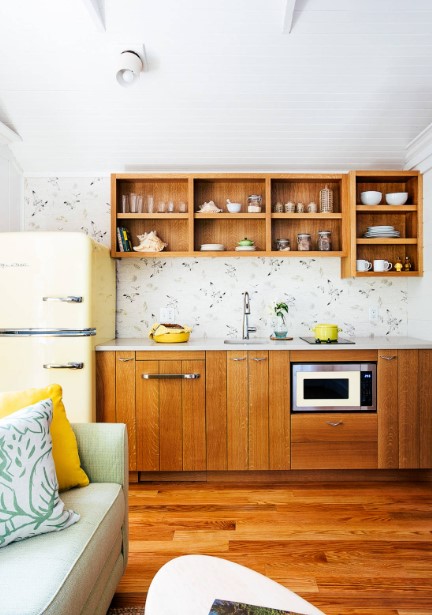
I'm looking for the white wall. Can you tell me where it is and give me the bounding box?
[407,167,432,340]
[0,145,22,231]
[23,176,414,340]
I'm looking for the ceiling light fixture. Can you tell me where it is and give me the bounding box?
[116,50,143,87]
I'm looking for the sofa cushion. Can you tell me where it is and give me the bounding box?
[0,399,80,548]
[0,482,124,615]
[0,384,89,491]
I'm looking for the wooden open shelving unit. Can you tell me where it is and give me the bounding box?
[111,173,349,259]
[341,170,423,278]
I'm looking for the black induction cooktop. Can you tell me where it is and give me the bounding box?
[300,336,355,345]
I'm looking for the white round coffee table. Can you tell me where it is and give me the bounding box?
[145,555,325,615]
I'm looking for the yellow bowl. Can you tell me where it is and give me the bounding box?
[153,332,190,344]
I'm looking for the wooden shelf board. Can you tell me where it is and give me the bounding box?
[117,213,189,219]
[356,238,418,245]
[194,213,266,219]
[271,213,342,219]
[356,205,417,212]
[354,271,421,277]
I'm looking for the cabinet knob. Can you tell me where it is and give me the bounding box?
[380,355,397,361]
[326,421,344,427]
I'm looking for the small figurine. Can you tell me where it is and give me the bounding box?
[404,256,412,271]
[197,200,222,213]
[394,256,403,272]
[133,230,167,252]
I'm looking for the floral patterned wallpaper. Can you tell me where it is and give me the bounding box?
[24,176,410,339]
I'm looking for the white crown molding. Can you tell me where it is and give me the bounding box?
[283,0,298,33]
[405,121,432,173]
[0,121,21,146]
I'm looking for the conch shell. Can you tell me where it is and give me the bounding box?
[133,230,167,252]
[198,200,222,213]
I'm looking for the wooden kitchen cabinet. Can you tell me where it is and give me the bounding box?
[111,173,348,257]
[341,170,423,278]
[291,413,378,470]
[135,351,206,472]
[96,351,137,471]
[378,349,432,469]
[206,350,291,471]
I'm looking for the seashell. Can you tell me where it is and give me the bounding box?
[133,230,167,252]
[198,200,222,213]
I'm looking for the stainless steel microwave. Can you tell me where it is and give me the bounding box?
[292,362,377,412]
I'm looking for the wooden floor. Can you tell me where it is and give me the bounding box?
[110,480,432,615]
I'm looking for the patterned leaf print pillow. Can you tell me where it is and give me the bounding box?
[0,398,80,548]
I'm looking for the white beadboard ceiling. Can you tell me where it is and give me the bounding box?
[0,0,432,174]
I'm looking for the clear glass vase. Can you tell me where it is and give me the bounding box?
[273,314,288,338]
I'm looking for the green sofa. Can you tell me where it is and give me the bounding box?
[0,423,128,615]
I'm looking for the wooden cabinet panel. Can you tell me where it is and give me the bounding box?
[96,351,116,423]
[418,350,432,468]
[378,349,432,469]
[206,351,227,470]
[268,351,290,470]
[291,413,378,470]
[136,358,205,472]
[115,352,137,471]
[227,351,249,470]
[248,352,269,470]
[377,350,399,468]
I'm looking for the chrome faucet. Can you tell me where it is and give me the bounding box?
[242,291,257,339]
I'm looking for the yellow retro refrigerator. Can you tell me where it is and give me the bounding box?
[0,232,116,421]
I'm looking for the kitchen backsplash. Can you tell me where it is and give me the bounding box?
[24,176,411,339]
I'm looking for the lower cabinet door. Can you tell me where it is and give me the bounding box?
[136,358,206,471]
[291,413,378,470]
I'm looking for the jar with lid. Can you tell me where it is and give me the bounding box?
[247,194,262,213]
[297,233,311,251]
[317,230,332,251]
[276,238,290,251]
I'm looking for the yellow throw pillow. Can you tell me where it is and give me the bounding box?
[0,384,89,491]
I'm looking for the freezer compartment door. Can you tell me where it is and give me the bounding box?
[0,337,95,422]
[0,232,115,335]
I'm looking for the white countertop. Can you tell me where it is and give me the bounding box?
[96,336,432,351]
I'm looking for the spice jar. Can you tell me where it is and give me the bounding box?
[307,201,318,213]
[296,202,305,213]
[276,238,290,251]
[317,230,332,251]
[297,233,311,251]
[284,201,296,213]
[248,195,262,212]
[274,201,283,213]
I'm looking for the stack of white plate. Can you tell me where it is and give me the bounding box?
[235,245,256,251]
[200,243,225,251]
[363,225,400,238]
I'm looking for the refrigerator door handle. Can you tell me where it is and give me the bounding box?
[43,362,84,370]
[43,296,83,303]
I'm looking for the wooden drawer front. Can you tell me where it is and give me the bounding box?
[291,413,378,470]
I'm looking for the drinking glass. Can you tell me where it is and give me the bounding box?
[158,201,166,213]
[121,195,129,213]
[129,193,138,213]
[147,195,154,213]
[136,195,143,213]
[178,201,187,213]
[167,200,175,213]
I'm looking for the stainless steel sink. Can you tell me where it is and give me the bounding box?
[224,338,268,345]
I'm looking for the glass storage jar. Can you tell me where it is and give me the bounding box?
[317,230,332,251]
[297,233,311,251]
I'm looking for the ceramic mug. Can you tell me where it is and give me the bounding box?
[373,259,392,272]
[356,259,372,272]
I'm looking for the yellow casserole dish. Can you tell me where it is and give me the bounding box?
[149,323,191,343]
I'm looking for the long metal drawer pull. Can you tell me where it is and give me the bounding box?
[326,421,344,427]
[43,296,83,303]
[380,355,397,361]
[231,357,246,361]
[252,357,267,362]
[119,358,134,362]
[43,362,84,370]
[142,373,200,380]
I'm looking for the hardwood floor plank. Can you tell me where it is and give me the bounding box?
[110,481,432,614]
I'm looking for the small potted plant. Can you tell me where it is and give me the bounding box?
[271,300,289,338]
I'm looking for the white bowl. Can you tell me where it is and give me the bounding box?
[385,192,408,205]
[227,202,241,213]
[360,191,382,205]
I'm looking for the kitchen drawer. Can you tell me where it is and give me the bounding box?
[291,413,378,470]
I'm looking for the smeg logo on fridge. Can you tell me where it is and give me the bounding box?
[0,262,30,268]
